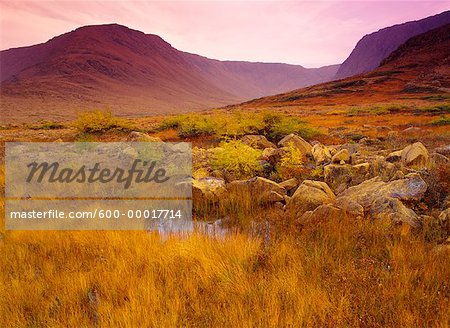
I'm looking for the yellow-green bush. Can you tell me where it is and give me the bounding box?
[210,140,262,179]
[75,109,135,134]
[159,111,320,140]
[277,142,304,179]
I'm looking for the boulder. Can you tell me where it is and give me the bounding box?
[431,153,449,166]
[401,142,430,169]
[334,197,364,218]
[278,134,312,156]
[227,177,286,204]
[241,135,276,149]
[438,208,450,235]
[312,143,332,164]
[192,177,227,203]
[386,150,403,163]
[369,158,397,182]
[331,149,350,164]
[299,204,343,224]
[337,173,427,209]
[324,163,370,192]
[279,178,299,193]
[286,180,335,216]
[434,145,450,157]
[369,196,421,228]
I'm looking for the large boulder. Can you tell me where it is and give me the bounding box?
[278,134,312,156]
[241,135,276,149]
[286,180,335,217]
[312,143,332,164]
[324,163,370,192]
[369,196,421,228]
[401,142,430,169]
[192,177,227,203]
[227,177,286,204]
[337,173,427,209]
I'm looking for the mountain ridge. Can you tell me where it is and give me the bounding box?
[0,24,339,122]
[335,10,450,80]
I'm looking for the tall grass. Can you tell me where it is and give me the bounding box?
[0,216,448,327]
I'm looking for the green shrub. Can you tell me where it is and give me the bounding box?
[270,118,319,140]
[158,111,320,141]
[277,142,304,179]
[431,116,450,126]
[75,110,134,133]
[30,121,66,130]
[415,104,450,115]
[210,140,262,179]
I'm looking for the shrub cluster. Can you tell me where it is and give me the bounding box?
[75,109,135,134]
[210,140,262,179]
[158,111,320,141]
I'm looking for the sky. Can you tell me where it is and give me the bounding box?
[0,1,448,67]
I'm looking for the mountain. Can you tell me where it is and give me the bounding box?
[236,24,450,109]
[334,11,450,80]
[0,24,339,122]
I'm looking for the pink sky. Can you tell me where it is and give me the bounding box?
[0,1,449,67]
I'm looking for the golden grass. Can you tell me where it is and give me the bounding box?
[0,216,449,327]
[1,101,450,327]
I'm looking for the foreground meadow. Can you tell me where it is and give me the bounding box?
[1,220,449,327]
[0,103,449,327]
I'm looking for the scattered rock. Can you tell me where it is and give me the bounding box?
[312,143,331,164]
[299,204,343,224]
[286,180,335,217]
[389,170,405,181]
[279,178,299,193]
[192,177,227,203]
[386,150,402,163]
[331,149,350,164]
[227,177,286,204]
[438,208,450,235]
[402,127,421,135]
[434,145,450,157]
[401,142,430,169]
[335,197,364,218]
[324,163,370,192]
[278,134,312,156]
[337,173,427,209]
[369,196,421,228]
[430,153,449,166]
[369,158,397,181]
[241,135,276,149]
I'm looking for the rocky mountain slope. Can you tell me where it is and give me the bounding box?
[239,23,450,109]
[334,10,450,79]
[0,24,339,122]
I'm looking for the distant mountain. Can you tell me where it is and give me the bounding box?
[334,11,450,80]
[0,24,339,122]
[236,24,450,109]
